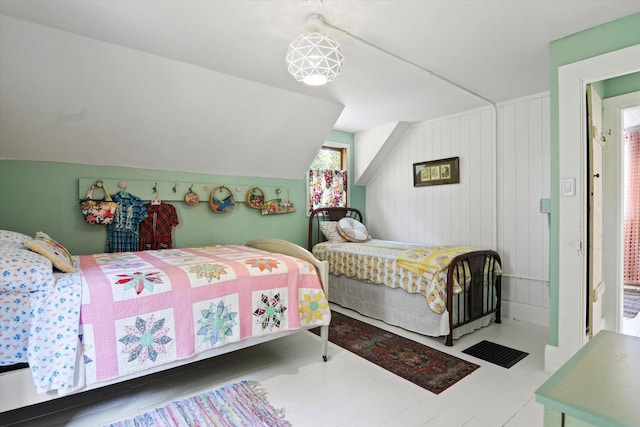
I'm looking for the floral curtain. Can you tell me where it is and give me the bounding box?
[308,169,347,212]
[624,129,640,285]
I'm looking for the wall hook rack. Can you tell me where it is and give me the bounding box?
[79,178,289,203]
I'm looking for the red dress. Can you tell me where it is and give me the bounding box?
[139,202,179,250]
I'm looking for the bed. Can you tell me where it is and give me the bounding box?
[0,230,330,413]
[308,207,501,346]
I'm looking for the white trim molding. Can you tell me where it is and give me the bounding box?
[550,43,640,372]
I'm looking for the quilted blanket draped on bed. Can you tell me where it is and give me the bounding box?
[312,240,501,314]
[28,245,330,394]
[395,246,477,276]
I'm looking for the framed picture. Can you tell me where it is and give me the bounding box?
[413,156,460,187]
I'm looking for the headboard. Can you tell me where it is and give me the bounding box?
[308,207,363,251]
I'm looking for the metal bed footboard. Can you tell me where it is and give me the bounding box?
[445,250,502,346]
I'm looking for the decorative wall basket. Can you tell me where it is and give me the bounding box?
[209,185,236,214]
[245,187,266,209]
[184,188,200,206]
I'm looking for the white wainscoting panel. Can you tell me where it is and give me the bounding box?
[497,93,550,326]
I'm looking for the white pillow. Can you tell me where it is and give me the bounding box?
[0,230,31,247]
[319,222,347,243]
[337,217,369,242]
[0,243,55,292]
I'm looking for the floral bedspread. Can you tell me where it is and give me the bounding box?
[312,240,499,314]
[27,272,82,393]
[26,245,329,394]
[313,240,429,292]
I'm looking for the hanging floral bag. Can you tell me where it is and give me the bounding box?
[79,181,117,224]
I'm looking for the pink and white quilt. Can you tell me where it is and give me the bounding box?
[75,245,330,388]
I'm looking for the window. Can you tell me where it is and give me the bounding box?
[307,145,348,213]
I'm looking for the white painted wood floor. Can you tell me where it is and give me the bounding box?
[3,305,550,427]
[623,312,640,337]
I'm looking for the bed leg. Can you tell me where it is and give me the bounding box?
[320,325,329,362]
[495,275,502,324]
[445,333,453,346]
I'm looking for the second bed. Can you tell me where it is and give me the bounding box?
[308,207,502,346]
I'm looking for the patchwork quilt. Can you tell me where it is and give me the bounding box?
[313,240,500,314]
[27,245,330,393]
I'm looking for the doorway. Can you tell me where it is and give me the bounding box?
[586,84,605,340]
[622,106,640,336]
[602,93,640,337]
[551,43,640,373]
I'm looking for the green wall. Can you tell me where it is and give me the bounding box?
[603,71,640,98]
[0,130,365,255]
[548,12,640,346]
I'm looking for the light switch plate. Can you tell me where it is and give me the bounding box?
[562,178,575,196]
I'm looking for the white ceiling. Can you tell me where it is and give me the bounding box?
[1,1,639,177]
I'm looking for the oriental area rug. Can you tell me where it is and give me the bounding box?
[105,380,291,426]
[310,311,479,394]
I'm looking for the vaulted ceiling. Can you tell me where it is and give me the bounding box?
[1,1,639,178]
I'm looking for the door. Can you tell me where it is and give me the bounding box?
[587,84,605,339]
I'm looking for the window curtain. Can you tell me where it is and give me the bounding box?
[624,129,640,285]
[308,169,347,212]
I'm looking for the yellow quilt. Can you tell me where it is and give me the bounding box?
[396,246,477,275]
[313,240,500,314]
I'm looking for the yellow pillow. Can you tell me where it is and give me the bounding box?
[25,232,75,273]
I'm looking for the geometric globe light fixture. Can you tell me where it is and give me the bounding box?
[286,12,493,110]
[286,13,344,86]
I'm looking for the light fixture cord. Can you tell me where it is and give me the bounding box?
[323,21,494,106]
[325,18,499,249]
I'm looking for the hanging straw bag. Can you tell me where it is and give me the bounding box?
[184,188,200,206]
[245,187,265,209]
[209,185,236,214]
[80,181,117,224]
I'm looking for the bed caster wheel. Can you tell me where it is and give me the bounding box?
[323,355,327,362]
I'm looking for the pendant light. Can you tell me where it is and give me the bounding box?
[286,13,344,86]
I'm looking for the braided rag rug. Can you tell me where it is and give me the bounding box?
[105,380,290,426]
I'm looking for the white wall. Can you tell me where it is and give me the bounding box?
[366,106,496,247]
[365,93,550,327]
[354,121,412,186]
[0,15,343,179]
[497,93,550,326]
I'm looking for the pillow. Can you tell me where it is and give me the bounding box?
[337,217,369,242]
[0,230,31,247]
[24,232,75,273]
[0,243,55,292]
[319,221,347,243]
